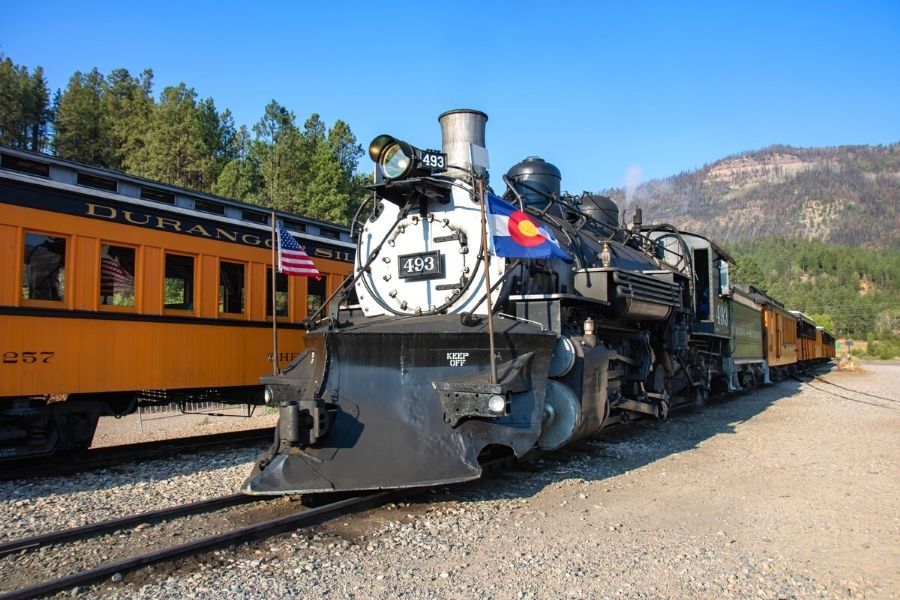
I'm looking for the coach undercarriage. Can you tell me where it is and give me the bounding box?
[0,387,264,460]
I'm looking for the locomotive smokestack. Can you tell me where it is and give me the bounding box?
[438,109,488,180]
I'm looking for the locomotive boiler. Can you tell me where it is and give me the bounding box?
[243,109,772,495]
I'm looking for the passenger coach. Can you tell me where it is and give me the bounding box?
[0,145,354,459]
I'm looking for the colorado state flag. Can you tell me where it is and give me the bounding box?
[487,193,573,262]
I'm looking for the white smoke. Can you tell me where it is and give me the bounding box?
[624,164,642,206]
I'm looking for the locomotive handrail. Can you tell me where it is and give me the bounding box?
[460,259,524,323]
[635,223,698,317]
[501,174,526,210]
[308,208,410,326]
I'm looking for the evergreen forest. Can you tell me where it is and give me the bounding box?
[728,239,898,350]
[0,54,368,224]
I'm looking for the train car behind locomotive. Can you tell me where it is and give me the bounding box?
[0,147,354,459]
[244,110,831,496]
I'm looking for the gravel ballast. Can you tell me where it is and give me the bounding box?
[1,362,897,599]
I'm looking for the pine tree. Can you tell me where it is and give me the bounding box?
[23,66,51,151]
[53,69,111,165]
[128,84,212,190]
[0,57,22,146]
[211,125,262,201]
[327,119,368,222]
[0,55,51,152]
[197,98,237,184]
[304,141,351,223]
[104,68,154,170]
[250,101,308,211]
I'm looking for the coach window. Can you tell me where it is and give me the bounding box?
[219,261,245,315]
[266,267,288,317]
[99,244,136,307]
[2,154,50,177]
[164,253,195,311]
[22,232,67,302]
[307,276,327,317]
[140,186,175,204]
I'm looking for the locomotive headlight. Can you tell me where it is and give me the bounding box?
[368,133,446,182]
[370,134,414,180]
[488,394,507,415]
[368,134,396,162]
[380,142,413,179]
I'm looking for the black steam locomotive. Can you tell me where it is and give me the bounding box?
[242,109,792,495]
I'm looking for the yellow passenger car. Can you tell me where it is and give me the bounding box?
[736,285,797,376]
[0,146,354,459]
[761,300,798,369]
[792,311,822,364]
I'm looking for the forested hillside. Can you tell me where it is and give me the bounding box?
[602,144,900,249]
[598,143,900,350]
[0,54,368,224]
[728,238,898,341]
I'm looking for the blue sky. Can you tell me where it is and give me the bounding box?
[2,1,898,193]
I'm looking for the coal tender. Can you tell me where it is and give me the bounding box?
[244,109,765,494]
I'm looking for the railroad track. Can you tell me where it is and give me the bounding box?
[0,427,275,480]
[0,450,521,599]
[0,489,403,600]
[0,380,818,598]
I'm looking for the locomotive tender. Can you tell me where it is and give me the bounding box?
[244,109,832,495]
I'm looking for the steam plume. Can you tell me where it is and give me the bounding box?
[624,164,642,206]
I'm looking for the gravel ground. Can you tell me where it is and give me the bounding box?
[2,362,897,599]
[90,406,278,447]
[0,448,265,541]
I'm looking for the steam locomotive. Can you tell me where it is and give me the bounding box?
[243,109,830,495]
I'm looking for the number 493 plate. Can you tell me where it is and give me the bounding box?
[398,251,443,280]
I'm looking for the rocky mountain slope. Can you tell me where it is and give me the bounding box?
[600,144,900,249]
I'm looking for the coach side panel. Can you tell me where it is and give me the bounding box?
[1,203,350,397]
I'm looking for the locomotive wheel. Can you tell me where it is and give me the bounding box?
[537,380,579,450]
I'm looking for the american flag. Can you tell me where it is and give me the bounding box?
[101,256,133,296]
[277,220,320,277]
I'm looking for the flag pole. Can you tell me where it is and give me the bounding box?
[476,177,498,384]
[270,210,279,376]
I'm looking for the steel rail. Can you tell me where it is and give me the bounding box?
[0,491,400,600]
[0,427,274,480]
[0,493,259,557]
